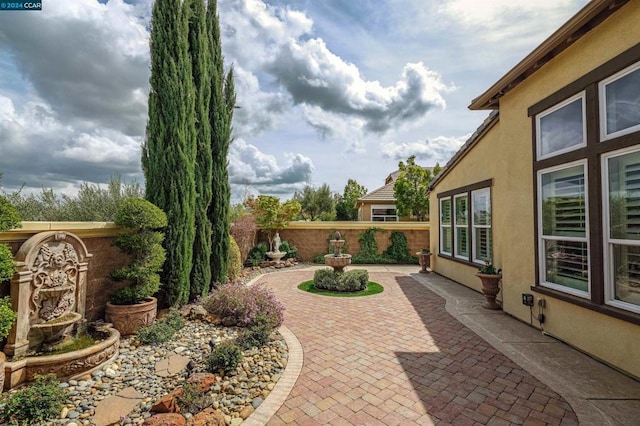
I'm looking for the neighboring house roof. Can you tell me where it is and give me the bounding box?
[358,182,396,203]
[429,111,499,190]
[469,0,628,110]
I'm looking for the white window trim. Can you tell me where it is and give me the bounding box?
[472,188,491,265]
[536,91,587,160]
[453,194,469,260]
[370,204,398,222]
[537,159,590,298]
[599,61,640,142]
[602,145,640,314]
[440,198,452,256]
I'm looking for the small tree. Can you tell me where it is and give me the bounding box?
[336,179,367,221]
[0,195,20,339]
[293,183,336,221]
[245,195,301,251]
[393,156,441,221]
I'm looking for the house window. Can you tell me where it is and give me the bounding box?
[536,92,586,159]
[454,194,469,259]
[538,162,589,297]
[371,205,398,221]
[603,147,640,313]
[600,61,640,141]
[472,188,492,263]
[440,198,452,255]
[438,180,492,264]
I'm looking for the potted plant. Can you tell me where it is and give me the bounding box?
[0,195,21,392]
[105,197,167,336]
[416,248,431,274]
[476,259,502,310]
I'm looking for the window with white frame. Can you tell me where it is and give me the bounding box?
[454,194,469,259]
[603,147,640,313]
[600,62,640,141]
[438,183,491,263]
[371,205,398,221]
[472,188,492,263]
[536,92,586,159]
[538,162,589,296]
[440,198,452,255]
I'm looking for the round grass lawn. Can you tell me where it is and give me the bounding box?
[298,280,384,297]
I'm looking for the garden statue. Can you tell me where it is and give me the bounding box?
[273,232,281,253]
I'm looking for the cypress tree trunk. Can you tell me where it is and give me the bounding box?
[207,0,235,285]
[187,0,214,299]
[143,0,196,306]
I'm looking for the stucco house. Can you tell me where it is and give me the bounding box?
[357,168,433,221]
[428,0,640,380]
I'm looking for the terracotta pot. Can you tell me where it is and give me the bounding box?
[476,273,502,310]
[416,252,431,273]
[105,297,157,336]
[0,351,5,393]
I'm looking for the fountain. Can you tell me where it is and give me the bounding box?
[2,231,119,391]
[324,231,352,272]
[265,232,286,264]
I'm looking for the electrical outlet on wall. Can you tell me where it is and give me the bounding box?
[537,298,546,308]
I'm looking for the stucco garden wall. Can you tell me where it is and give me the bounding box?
[0,222,132,322]
[430,2,640,379]
[265,222,430,262]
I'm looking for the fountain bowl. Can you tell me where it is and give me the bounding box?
[266,251,286,263]
[324,254,352,272]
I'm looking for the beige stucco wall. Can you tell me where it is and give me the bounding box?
[431,2,640,379]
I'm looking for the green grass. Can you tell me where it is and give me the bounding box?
[298,280,384,297]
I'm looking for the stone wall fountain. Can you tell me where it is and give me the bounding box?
[2,231,119,391]
[324,231,351,272]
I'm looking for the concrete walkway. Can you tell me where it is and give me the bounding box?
[246,266,640,425]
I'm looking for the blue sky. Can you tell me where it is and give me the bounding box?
[0,0,589,201]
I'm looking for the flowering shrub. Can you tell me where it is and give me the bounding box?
[478,259,501,275]
[230,214,257,264]
[203,282,284,330]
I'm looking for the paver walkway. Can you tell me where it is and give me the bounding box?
[256,271,578,425]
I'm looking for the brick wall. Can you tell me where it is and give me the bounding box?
[258,222,430,262]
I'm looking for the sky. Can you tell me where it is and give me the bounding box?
[0,0,591,202]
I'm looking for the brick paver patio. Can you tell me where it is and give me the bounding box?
[257,271,578,425]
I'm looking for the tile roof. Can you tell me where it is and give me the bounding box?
[358,182,396,202]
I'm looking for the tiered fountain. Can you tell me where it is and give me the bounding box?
[324,231,351,272]
[2,231,119,391]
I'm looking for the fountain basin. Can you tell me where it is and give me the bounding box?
[266,251,286,263]
[31,312,82,344]
[3,324,119,391]
[324,254,352,272]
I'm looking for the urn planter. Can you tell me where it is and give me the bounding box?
[475,273,502,310]
[416,252,431,273]
[105,297,157,336]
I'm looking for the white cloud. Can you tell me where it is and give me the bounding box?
[380,134,470,164]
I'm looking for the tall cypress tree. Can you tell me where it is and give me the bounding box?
[207,0,235,285]
[143,0,196,306]
[187,0,214,299]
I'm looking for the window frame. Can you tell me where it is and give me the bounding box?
[439,198,452,256]
[454,194,469,260]
[537,160,590,298]
[437,180,492,266]
[472,187,492,264]
[535,91,587,160]
[370,204,398,222]
[599,61,640,142]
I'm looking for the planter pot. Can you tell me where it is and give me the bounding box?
[105,297,157,336]
[476,273,502,310]
[416,252,431,273]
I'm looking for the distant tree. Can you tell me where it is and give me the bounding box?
[393,156,441,221]
[207,0,236,286]
[245,195,301,251]
[294,184,336,221]
[335,179,367,221]
[188,0,214,299]
[143,0,196,306]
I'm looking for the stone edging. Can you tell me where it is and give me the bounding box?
[243,325,303,426]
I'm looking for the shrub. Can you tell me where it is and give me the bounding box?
[0,196,19,339]
[0,296,17,339]
[247,242,267,265]
[177,382,213,414]
[203,282,284,330]
[1,374,67,425]
[205,341,243,375]
[230,214,257,264]
[236,322,272,350]
[110,198,167,305]
[384,231,418,264]
[135,308,185,345]
[0,244,15,283]
[228,236,242,281]
[313,269,369,292]
[278,240,297,260]
[0,195,21,232]
[313,253,325,264]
